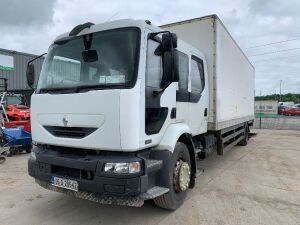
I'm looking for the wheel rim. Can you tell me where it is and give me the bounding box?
[173,159,191,192]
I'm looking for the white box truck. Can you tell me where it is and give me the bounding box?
[27,14,254,210]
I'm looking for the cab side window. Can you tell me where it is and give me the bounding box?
[146,39,162,88]
[176,51,189,102]
[178,51,189,91]
[190,56,205,102]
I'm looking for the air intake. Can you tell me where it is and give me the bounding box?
[44,126,97,139]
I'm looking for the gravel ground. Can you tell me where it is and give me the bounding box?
[0,129,300,225]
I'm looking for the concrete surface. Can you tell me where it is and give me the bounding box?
[0,129,300,225]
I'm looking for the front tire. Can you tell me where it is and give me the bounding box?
[154,142,191,210]
[0,156,5,164]
[25,144,32,153]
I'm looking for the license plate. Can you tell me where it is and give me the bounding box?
[51,176,78,191]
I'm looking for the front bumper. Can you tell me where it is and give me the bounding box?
[28,146,171,205]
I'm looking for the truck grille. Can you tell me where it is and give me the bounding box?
[44,126,97,139]
[51,165,94,180]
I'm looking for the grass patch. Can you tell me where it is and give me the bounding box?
[255,113,279,118]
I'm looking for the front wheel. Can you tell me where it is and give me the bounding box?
[153,142,191,210]
[0,156,5,164]
[25,144,32,153]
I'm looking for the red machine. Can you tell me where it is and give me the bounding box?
[4,104,31,132]
[4,121,31,133]
[6,104,31,121]
[0,78,31,133]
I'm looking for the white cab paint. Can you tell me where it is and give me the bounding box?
[31,90,122,150]
[156,123,191,151]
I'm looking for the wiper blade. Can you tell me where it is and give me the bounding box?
[38,84,126,94]
[75,84,125,92]
[38,87,74,93]
[75,85,103,92]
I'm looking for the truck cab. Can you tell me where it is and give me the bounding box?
[30,20,208,151]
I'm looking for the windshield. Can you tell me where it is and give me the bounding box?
[37,27,140,93]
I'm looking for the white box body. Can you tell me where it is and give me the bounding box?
[160,15,255,130]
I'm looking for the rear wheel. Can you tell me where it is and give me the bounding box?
[238,124,249,146]
[153,142,191,210]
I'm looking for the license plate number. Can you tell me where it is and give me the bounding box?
[51,176,78,191]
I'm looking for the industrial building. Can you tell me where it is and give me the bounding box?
[0,48,44,105]
[255,100,278,115]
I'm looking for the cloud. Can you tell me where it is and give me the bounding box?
[0,0,299,95]
[249,0,299,18]
[0,0,57,26]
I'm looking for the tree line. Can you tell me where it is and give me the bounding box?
[255,93,300,103]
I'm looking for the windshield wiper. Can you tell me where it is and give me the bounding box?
[38,87,75,94]
[74,84,126,93]
[38,84,126,94]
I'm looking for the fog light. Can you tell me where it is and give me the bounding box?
[104,162,141,174]
[29,152,36,161]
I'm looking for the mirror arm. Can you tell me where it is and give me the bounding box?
[28,83,35,92]
[152,82,172,96]
[27,53,47,67]
[148,31,171,40]
[27,53,46,91]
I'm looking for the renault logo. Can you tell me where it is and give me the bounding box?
[62,116,68,126]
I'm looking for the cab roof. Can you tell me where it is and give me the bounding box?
[53,18,205,62]
[54,19,161,43]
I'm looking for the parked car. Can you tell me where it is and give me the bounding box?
[278,105,287,115]
[278,102,295,115]
[282,104,300,116]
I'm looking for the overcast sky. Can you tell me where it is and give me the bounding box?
[0,0,299,95]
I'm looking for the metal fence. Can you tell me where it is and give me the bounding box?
[253,114,300,131]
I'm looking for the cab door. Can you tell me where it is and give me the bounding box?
[175,51,190,124]
[188,54,208,135]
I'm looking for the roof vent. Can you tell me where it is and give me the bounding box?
[69,22,95,36]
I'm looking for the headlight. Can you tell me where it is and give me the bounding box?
[104,162,141,174]
[29,152,36,161]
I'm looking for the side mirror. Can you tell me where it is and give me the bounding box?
[161,32,179,87]
[161,50,179,87]
[26,63,35,87]
[162,33,177,51]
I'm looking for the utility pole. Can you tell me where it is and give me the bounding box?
[279,80,282,102]
[259,89,262,129]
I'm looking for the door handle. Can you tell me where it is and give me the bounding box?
[204,108,207,117]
